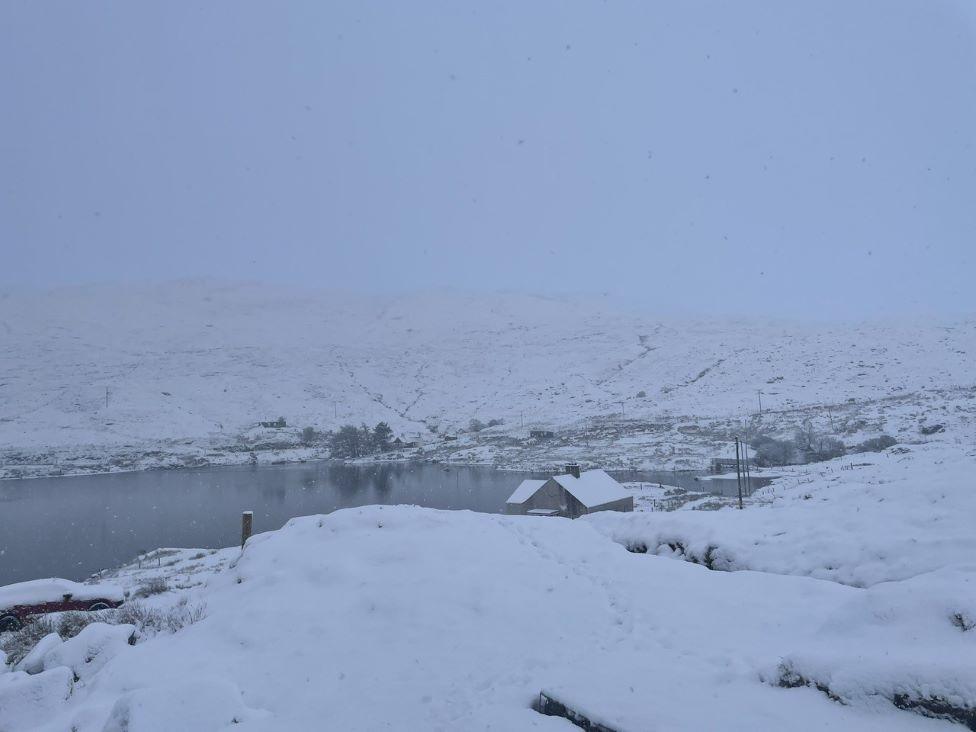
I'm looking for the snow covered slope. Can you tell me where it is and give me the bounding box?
[588,440,976,587]
[1,281,973,475]
[3,504,969,731]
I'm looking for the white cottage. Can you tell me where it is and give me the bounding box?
[505,464,634,518]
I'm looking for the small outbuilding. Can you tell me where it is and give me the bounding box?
[505,464,634,518]
[710,456,755,474]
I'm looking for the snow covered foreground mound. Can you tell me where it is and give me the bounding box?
[4,506,972,731]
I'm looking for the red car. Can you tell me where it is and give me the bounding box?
[0,578,124,632]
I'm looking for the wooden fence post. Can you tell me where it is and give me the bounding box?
[241,511,253,548]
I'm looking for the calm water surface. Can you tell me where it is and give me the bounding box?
[0,462,768,586]
[0,462,548,585]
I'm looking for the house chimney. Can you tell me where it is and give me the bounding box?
[565,462,581,479]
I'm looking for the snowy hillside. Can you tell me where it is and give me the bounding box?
[1,281,973,476]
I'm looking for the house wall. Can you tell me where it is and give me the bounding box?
[565,491,587,519]
[582,496,634,515]
[507,479,577,517]
[523,479,567,515]
[507,481,633,517]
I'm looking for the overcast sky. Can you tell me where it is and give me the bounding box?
[2,1,975,318]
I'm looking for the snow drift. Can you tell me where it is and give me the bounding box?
[2,501,970,731]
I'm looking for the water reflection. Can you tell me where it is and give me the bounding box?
[0,461,547,585]
[0,462,760,585]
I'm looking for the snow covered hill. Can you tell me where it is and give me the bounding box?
[1,281,973,476]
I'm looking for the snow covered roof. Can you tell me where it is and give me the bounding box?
[506,479,546,505]
[551,469,630,508]
[0,578,124,608]
[505,470,630,509]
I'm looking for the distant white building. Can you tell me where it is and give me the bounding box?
[505,464,634,518]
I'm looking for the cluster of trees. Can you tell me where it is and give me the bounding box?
[750,435,796,467]
[751,426,896,467]
[329,422,395,459]
[751,431,844,467]
[792,424,846,463]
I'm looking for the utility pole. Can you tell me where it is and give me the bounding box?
[757,390,763,416]
[105,387,109,408]
[334,401,337,419]
[520,412,524,430]
[734,437,744,510]
[619,401,625,419]
[742,440,752,498]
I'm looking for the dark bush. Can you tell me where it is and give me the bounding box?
[855,435,897,453]
[752,435,796,467]
[371,422,393,451]
[810,436,846,461]
[331,425,366,458]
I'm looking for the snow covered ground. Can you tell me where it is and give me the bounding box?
[3,435,974,730]
[1,281,973,478]
[3,281,974,729]
[592,441,976,586]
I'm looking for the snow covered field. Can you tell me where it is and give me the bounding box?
[1,281,973,477]
[3,281,975,729]
[3,435,974,730]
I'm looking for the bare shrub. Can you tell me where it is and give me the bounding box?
[951,612,975,632]
[54,610,100,639]
[112,600,207,637]
[1,616,58,666]
[133,577,169,598]
[1,600,206,667]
